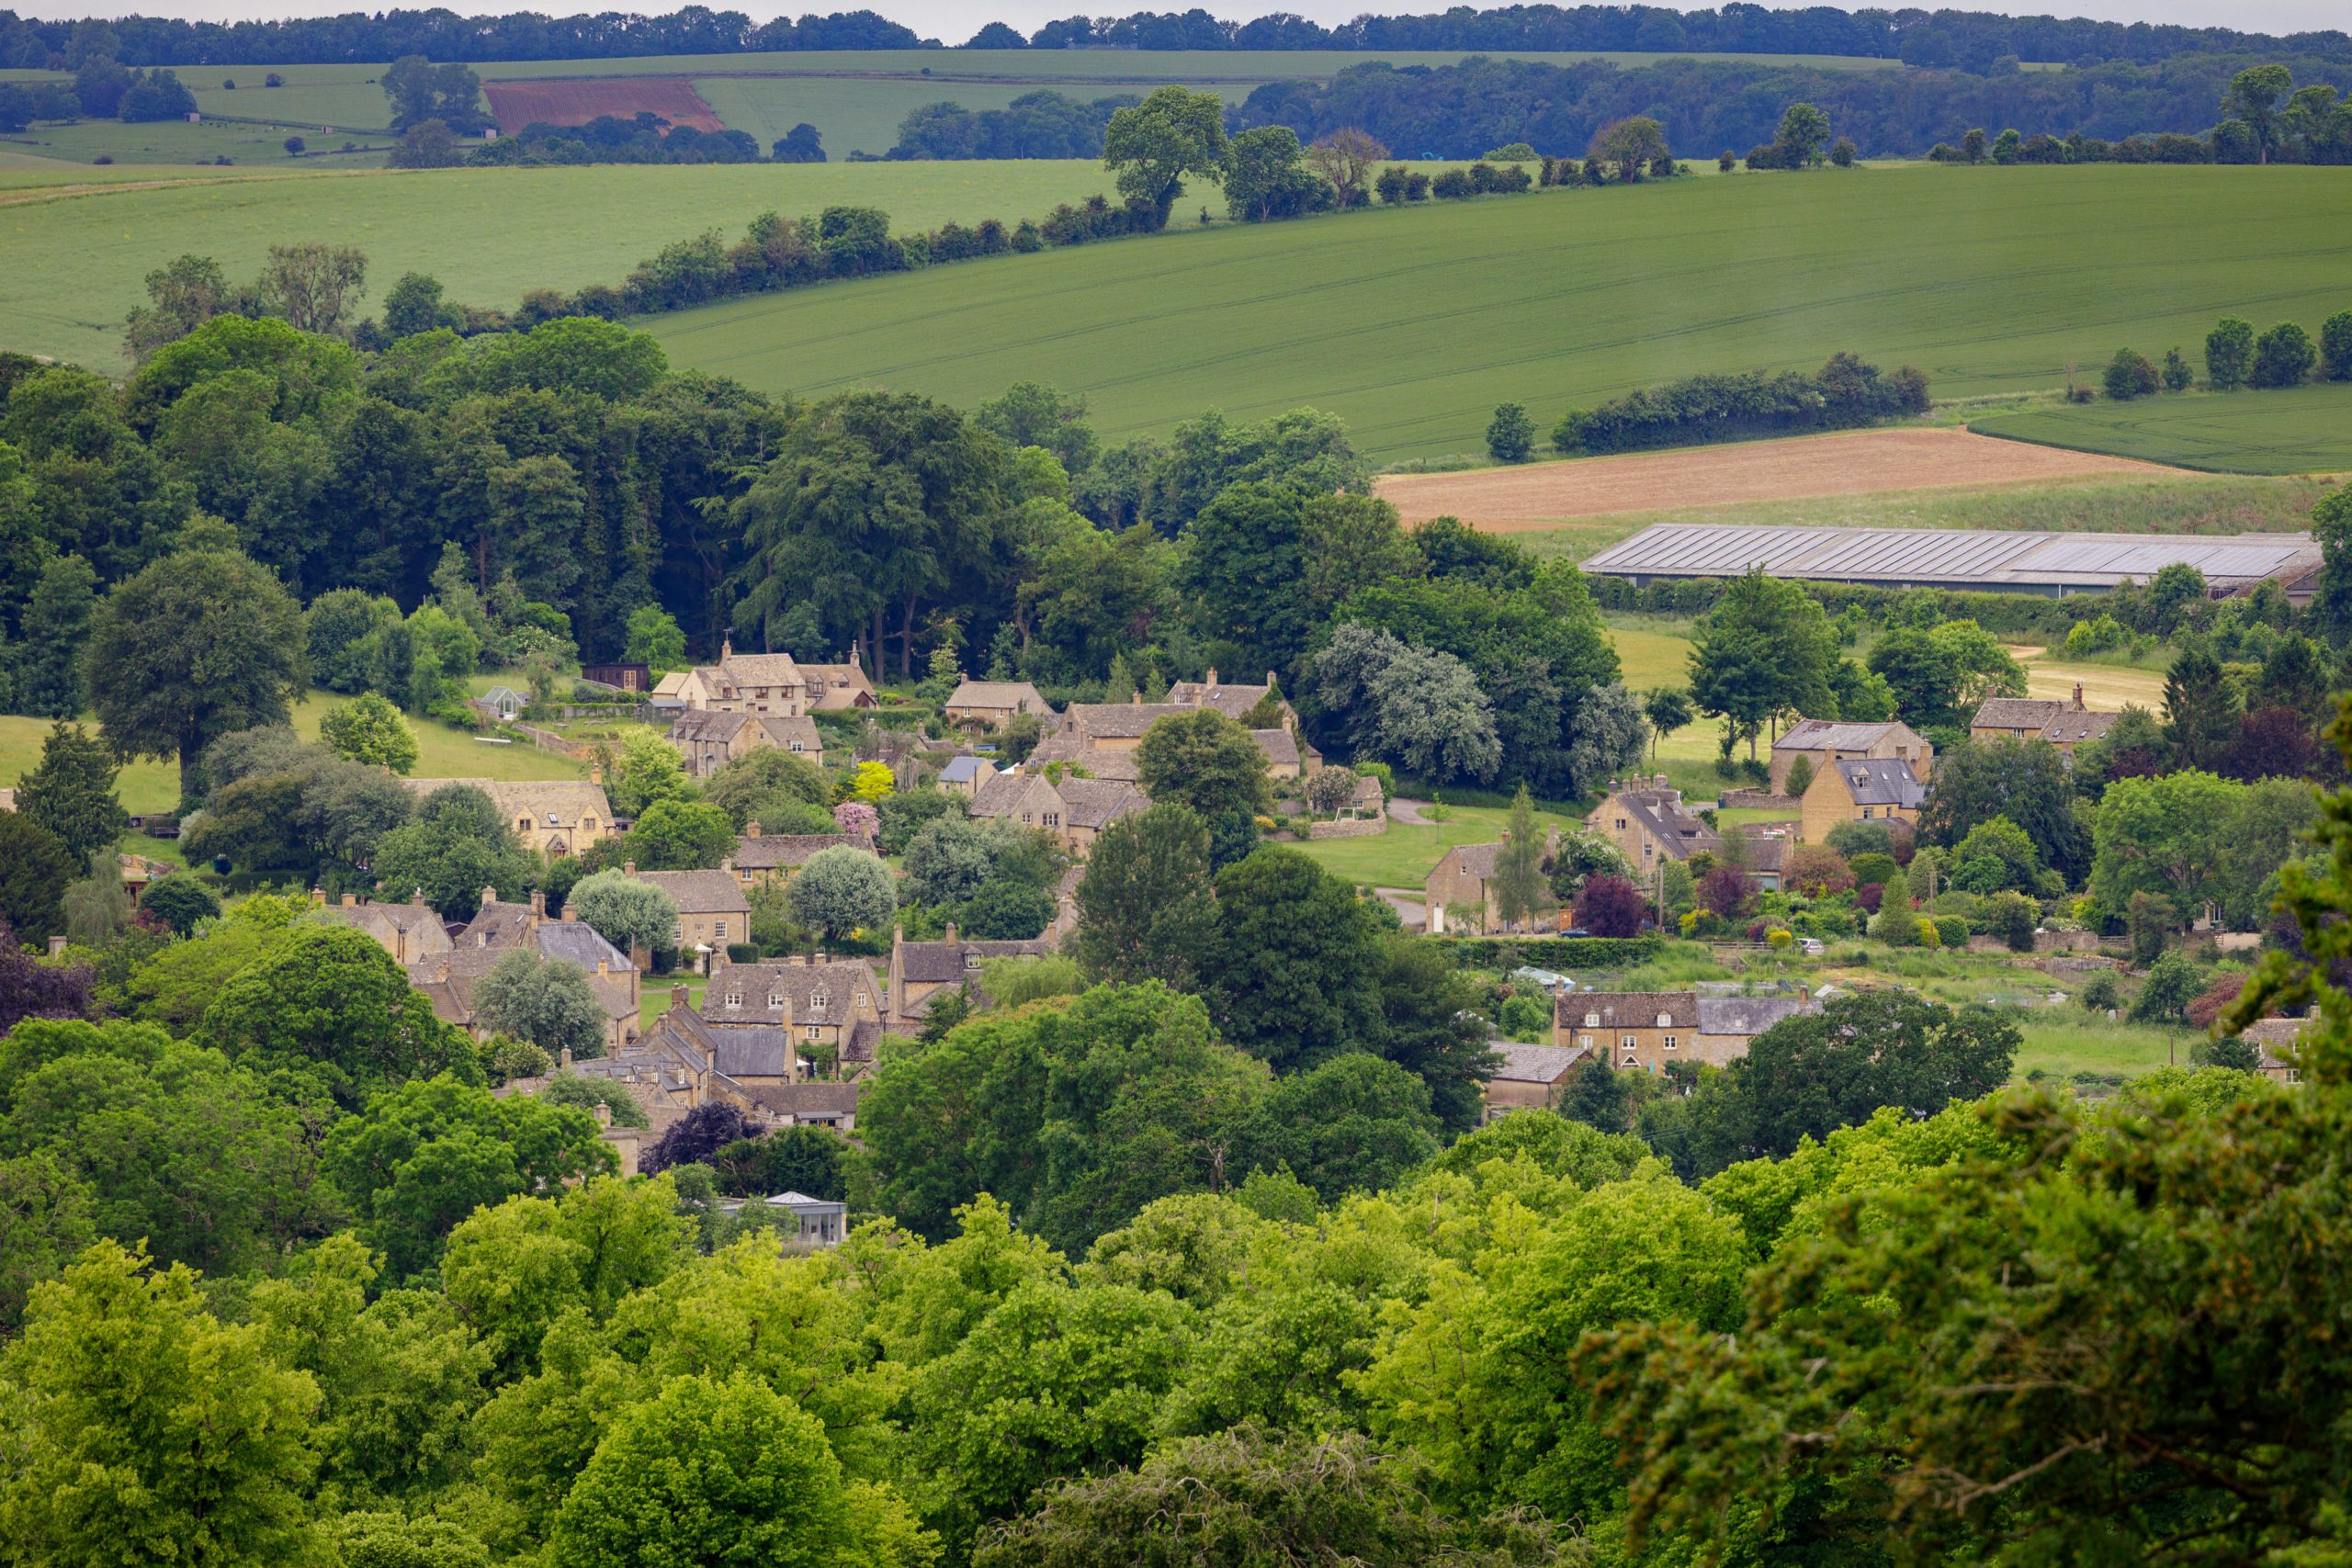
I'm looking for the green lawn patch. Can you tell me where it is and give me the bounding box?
[1291,801,1584,889]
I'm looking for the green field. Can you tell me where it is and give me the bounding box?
[0,694,582,816]
[643,164,2352,463]
[1971,382,2352,475]
[0,159,1140,368]
[1292,801,1585,889]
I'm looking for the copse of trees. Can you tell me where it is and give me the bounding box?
[1553,351,1931,457]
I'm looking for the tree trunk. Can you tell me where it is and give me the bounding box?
[870,605,886,682]
[899,594,920,678]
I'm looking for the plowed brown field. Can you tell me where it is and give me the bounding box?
[483,77,727,133]
[1374,428,2192,531]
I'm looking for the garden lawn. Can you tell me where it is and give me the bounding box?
[645,164,2352,464]
[1293,800,1584,889]
[2012,1015,2198,1079]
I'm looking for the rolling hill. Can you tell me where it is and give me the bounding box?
[639,164,2352,467]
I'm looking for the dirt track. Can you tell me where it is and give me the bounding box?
[482,78,727,134]
[1374,428,2191,531]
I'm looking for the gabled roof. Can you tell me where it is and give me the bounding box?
[2041,709,2120,745]
[945,679,1047,710]
[1166,677,1282,721]
[721,651,804,687]
[972,772,1061,819]
[1068,702,1191,739]
[1250,728,1303,769]
[1825,758,1928,808]
[411,930,636,1022]
[1971,697,2069,731]
[1554,990,1701,1030]
[756,715,823,750]
[1445,842,1501,879]
[1600,787,1724,860]
[671,709,752,743]
[1775,718,1919,754]
[937,755,994,785]
[631,868,752,915]
[741,1081,864,1119]
[405,778,615,829]
[735,832,869,870]
[701,961,882,1029]
[1056,777,1148,830]
[1025,735,1143,781]
[899,937,1051,986]
[1489,1041,1584,1083]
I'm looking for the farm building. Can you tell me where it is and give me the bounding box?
[1582,525,2320,600]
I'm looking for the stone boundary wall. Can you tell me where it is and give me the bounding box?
[1718,788,1801,810]
[1306,817,1388,840]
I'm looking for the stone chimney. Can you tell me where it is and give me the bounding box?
[590,765,604,786]
[746,820,763,839]
[594,1101,611,1127]
[47,934,67,958]
[1205,666,1218,686]
[2073,682,2085,709]
[410,888,427,906]
[719,858,733,875]
[670,984,690,1011]
[596,958,608,977]
[481,886,499,907]
[310,886,326,906]
[560,902,578,922]
[624,861,636,876]
[560,1045,573,1068]
[341,891,358,908]
[721,635,733,660]
[1655,773,1669,790]
[530,889,546,917]
[944,922,958,945]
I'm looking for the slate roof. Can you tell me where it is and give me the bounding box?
[1554,990,1702,1030]
[722,652,804,687]
[972,772,1061,819]
[405,778,615,830]
[701,961,882,1029]
[1251,728,1305,769]
[1166,677,1281,721]
[741,1081,864,1119]
[937,755,994,785]
[1695,995,1813,1038]
[1489,1041,1586,1083]
[1776,719,1919,754]
[1067,702,1192,739]
[945,679,1048,711]
[632,868,751,915]
[1024,735,1144,781]
[411,931,637,1023]
[797,664,876,708]
[1605,787,1724,860]
[1056,778,1148,830]
[756,715,823,752]
[899,938,1050,986]
[1826,758,1928,809]
[671,709,753,744]
[707,1026,798,1078]
[2041,708,2120,745]
[1973,698,2119,746]
[734,833,869,871]
[1445,842,1501,879]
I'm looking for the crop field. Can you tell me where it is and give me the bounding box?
[482,76,727,133]
[644,164,2352,465]
[1971,381,2352,475]
[0,159,1134,368]
[1375,429,2189,532]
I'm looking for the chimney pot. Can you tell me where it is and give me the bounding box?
[560,902,577,922]
[481,886,498,906]
[311,886,325,905]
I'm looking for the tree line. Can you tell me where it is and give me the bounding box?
[1232,50,2352,160]
[5,4,2346,70]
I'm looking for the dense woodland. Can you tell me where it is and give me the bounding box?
[2,3,2346,69]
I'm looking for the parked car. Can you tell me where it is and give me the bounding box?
[1797,937,1826,956]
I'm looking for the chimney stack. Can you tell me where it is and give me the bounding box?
[1205,666,1218,686]
[531,889,546,917]
[590,765,604,786]
[341,891,358,908]
[560,902,578,922]
[311,886,325,906]
[594,1101,611,1127]
[746,820,763,839]
[47,935,66,958]
[2073,682,2085,709]
[481,886,498,907]
[624,861,636,876]
[944,922,958,945]
[560,1045,573,1067]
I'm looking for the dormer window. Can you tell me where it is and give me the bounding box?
[966,954,983,970]
[1656,1012,1673,1028]
[723,991,743,1009]
[1583,1011,1600,1028]
[768,992,784,1008]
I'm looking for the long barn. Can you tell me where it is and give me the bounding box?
[1580,525,2320,599]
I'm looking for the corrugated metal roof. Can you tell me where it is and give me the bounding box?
[1583,525,2317,591]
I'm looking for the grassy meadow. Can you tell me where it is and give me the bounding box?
[0,694,582,816]
[1292,800,1586,889]
[1971,381,2352,475]
[0,159,1134,368]
[642,164,2352,464]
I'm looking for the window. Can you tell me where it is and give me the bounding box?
[1861,807,1875,820]
[1621,1034,1636,1049]
[517,818,531,831]
[1577,1034,1593,1049]
[1643,843,1654,859]
[723,991,743,1009]
[768,993,785,1009]
[1664,1035,1679,1050]
[582,818,597,831]
[1614,817,1628,830]
[1043,812,1059,828]
[715,920,729,941]
[1655,1012,1673,1027]
[966,954,983,970]
[1583,1011,1600,1027]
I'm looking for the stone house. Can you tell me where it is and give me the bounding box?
[548,989,872,1135]
[307,889,452,965]
[798,662,878,711]
[698,954,888,1079]
[1549,990,1808,1074]
[1052,778,1149,856]
[2236,1017,2311,1086]
[408,890,640,1054]
[1249,728,1320,780]
[730,828,876,890]
[1586,779,1724,873]
[1165,668,1295,727]
[886,923,1053,1031]
[936,755,1000,798]
[1023,733,1143,783]
[627,864,752,968]
[1691,994,1815,1067]
[1424,828,1560,936]
[943,679,1055,730]
[1769,719,1934,793]
[1481,1041,1589,1121]
[403,776,616,858]
[1970,686,2120,758]
[1800,757,1928,843]
[667,707,824,778]
[1060,701,1193,751]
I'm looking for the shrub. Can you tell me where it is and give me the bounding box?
[1848,852,1900,888]
[2103,348,2158,400]
[1829,137,1857,166]
[1982,890,2039,952]
[2161,346,2195,391]
[2129,950,2203,1025]
[1430,168,1472,198]
[2205,316,2255,389]
[1486,401,1534,463]
[2078,972,2120,1012]
[1931,915,1970,949]
[1556,352,1928,457]
[1718,149,1736,171]
[2250,321,2317,389]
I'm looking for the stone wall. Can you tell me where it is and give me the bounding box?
[1718,787,1801,811]
[1306,816,1387,840]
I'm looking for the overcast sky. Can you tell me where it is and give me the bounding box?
[10,1,2347,34]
